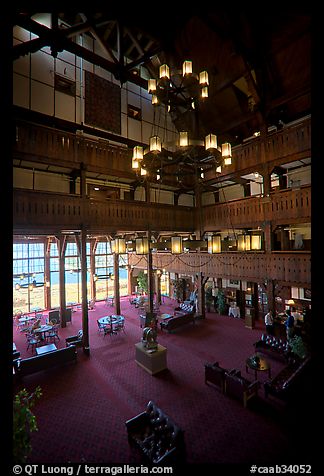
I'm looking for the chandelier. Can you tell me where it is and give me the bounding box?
[132,60,232,185]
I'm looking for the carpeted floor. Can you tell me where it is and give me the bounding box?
[13,297,313,465]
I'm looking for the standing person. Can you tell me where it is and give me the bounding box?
[212,286,218,312]
[285,309,295,340]
[264,310,274,335]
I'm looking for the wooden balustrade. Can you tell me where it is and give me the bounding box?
[203,185,311,229]
[15,117,311,178]
[13,189,195,233]
[128,251,311,287]
[15,121,131,173]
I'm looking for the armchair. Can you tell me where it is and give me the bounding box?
[224,370,260,408]
[204,362,226,393]
[65,330,83,348]
[125,400,185,464]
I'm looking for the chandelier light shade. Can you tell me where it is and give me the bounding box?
[149,135,162,153]
[159,64,170,79]
[148,79,157,94]
[222,142,232,165]
[114,238,126,254]
[205,133,217,150]
[238,234,251,251]
[171,236,183,254]
[151,94,159,105]
[133,146,143,161]
[208,235,221,254]
[216,165,222,174]
[131,159,139,169]
[251,235,262,250]
[199,70,209,86]
[140,167,147,176]
[182,60,192,76]
[201,86,208,98]
[135,237,149,255]
[179,131,189,147]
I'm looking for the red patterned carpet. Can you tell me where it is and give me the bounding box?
[13,297,313,465]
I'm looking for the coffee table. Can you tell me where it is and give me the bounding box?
[246,354,271,379]
[36,343,57,355]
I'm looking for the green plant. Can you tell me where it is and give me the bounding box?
[13,386,42,463]
[216,289,227,315]
[289,335,308,360]
[171,278,185,302]
[137,271,148,294]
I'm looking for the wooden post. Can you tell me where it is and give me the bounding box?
[44,237,51,310]
[155,272,162,305]
[57,235,67,328]
[89,239,97,301]
[147,231,154,313]
[80,228,90,355]
[127,265,133,295]
[114,252,121,315]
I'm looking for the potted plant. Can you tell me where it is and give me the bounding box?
[288,335,308,360]
[137,271,148,294]
[216,289,227,315]
[171,278,185,302]
[13,386,42,463]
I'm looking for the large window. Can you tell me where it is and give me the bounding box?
[95,242,128,300]
[13,242,45,313]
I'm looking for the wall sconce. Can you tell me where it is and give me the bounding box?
[171,236,182,254]
[135,237,149,255]
[208,235,221,254]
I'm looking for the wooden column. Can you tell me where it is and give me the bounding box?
[155,272,162,305]
[196,273,208,319]
[127,265,133,295]
[44,238,51,310]
[57,235,67,327]
[147,231,154,313]
[262,166,272,196]
[80,228,90,355]
[263,221,273,253]
[266,279,276,315]
[89,239,97,301]
[114,252,121,315]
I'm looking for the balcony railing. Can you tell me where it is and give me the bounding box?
[13,189,195,233]
[203,185,311,229]
[128,251,311,286]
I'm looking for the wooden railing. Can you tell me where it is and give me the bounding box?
[203,185,311,229]
[14,121,132,173]
[14,117,311,178]
[13,189,195,233]
[129,251,311,286]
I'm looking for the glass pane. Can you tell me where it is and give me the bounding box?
[50,271,60,308]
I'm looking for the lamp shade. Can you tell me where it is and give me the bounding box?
[201,86,208,98]
[205,133,217,150]
[171,236,182,254]
[238,235,251,251]
[140,167,147,176]
[183,60,192,76]
[133,146,143,161]
[114,238,126,254]
[159,64,170,79]
[251,235,262,250]
[179,131,189,147]
[135,237,149,255]
[208,235,221,254]
[151,94,158,105]
[148,79,157,94]
[199,70,209,85]
[149,135,162,153]
[132,159,139,169]
[222,143,232,165]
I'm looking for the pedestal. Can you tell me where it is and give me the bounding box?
[135,342,167,375]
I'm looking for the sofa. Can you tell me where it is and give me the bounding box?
[125,400,185,464]
[174,302,195,316]
[14,345,77,378]
[224,370,260,408]
[65,330,83,349]
[253,334,291,362]
[160,312,195,333]
[264,356,311,402]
